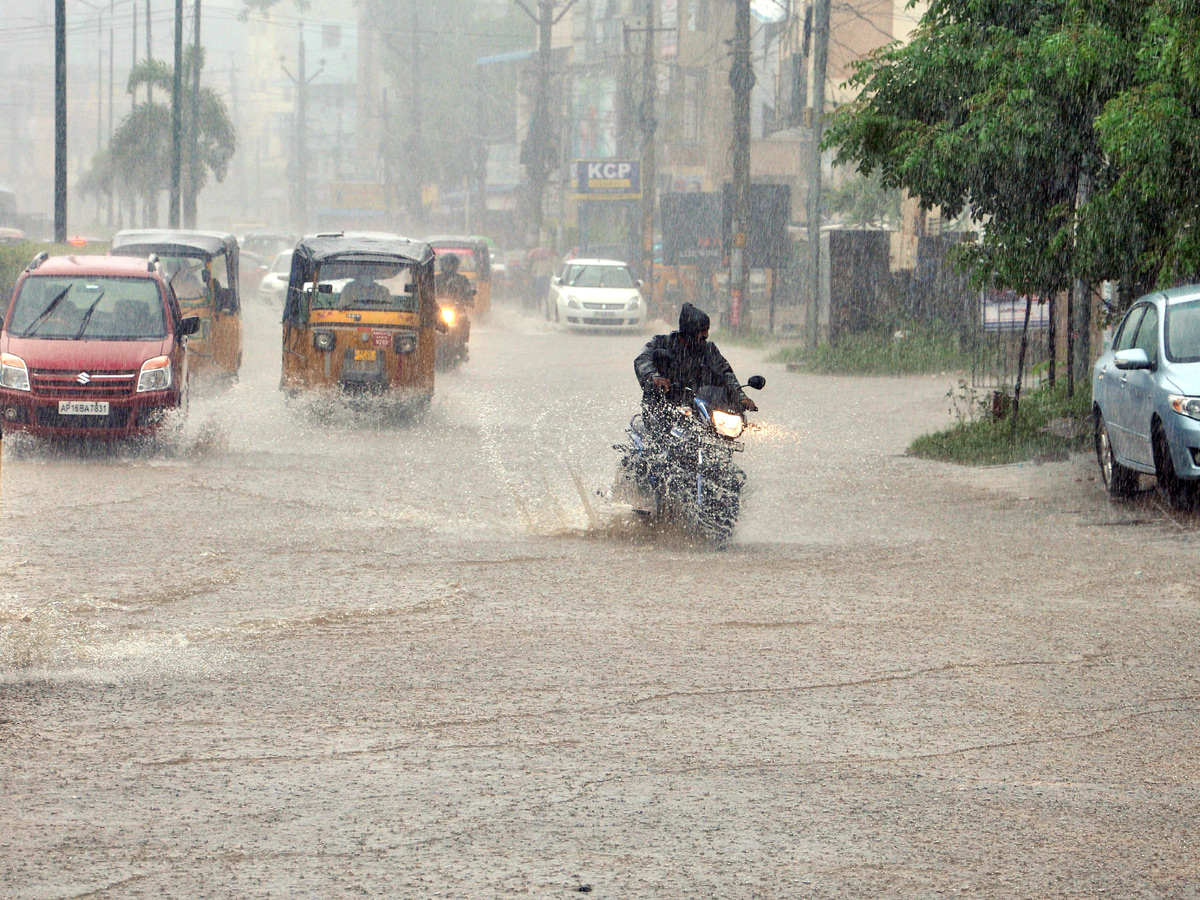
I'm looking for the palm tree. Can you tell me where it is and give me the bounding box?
[106,48,236,227]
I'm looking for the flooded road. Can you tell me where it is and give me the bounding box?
[3,299,1200,898]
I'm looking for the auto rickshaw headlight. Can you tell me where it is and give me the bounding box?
[440,306,456,327]
[0,353,30,391]
[313,330,336,351]
[136,356,172,392]
[393,332,418,354]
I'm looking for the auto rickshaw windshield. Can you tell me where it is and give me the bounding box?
[309,261,418,312]
[162,256,210,304]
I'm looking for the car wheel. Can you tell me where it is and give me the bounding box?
[1153,422,1195,511]
[1095,411,1138,498]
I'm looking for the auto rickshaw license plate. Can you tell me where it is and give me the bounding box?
[354,349,378,362]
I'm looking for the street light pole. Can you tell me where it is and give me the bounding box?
[169,0,182,227]
[55,0,67,243]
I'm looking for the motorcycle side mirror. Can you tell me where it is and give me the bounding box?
[746,375,766,390]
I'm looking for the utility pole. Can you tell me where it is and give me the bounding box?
[409,11,422,223]
[169,0,183,227]
[805,0,832,349]
[146,0,153,104]
[729,0,754,332]
[184,0,201,228]
[55,0,67,243]
[283,23,323,232]
[108,0,114,225]
[516,0,577,244]
[640,0,656,297]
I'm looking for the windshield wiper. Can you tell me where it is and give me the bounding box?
[24,286,72,336]
[72,292,106,340]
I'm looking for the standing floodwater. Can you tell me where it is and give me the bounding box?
[3,299,1200,898]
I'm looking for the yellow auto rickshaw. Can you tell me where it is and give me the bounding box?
[280,233,440,410]
[110,230,243,380]
[428,236,492,317]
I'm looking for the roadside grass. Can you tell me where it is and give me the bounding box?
[909,380,1094,465]
[711,327,774,349]
[0,242,107,302]
[767,322,971,375]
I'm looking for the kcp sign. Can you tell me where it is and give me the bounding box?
[574,159,642,199]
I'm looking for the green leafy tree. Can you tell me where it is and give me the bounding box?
[1085,1,1200,288]
[825,0,1145,413]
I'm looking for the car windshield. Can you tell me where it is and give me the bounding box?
[1166,300,1200,363]
[309,261,418,313]
[563,264,634,289]
[8,275,166,340]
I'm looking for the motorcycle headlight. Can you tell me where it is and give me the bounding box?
[0,353,30,391]
[567,295,581,309]
[711,408,745,438]
[313,330,336,351]
[1169,394,1200,421]
[441,306,456,327]
[136,356,172,392]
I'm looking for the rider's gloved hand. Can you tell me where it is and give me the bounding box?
[741,397,758,412]
[652,376,671,394]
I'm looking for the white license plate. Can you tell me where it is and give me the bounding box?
[58,400,109,416]
[594,310,616,317]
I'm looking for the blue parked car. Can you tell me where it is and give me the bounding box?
[1093,285,1200,508]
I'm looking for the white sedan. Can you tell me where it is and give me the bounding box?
[257,249,293,306]
[546,258,646,330]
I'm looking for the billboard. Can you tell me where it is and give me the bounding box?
[574,159,642,200]
[722,183,793,268]
[661,193,724,265]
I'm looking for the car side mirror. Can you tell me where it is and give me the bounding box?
[1114,348,1152,370]
[404,283,418,294]
[201,269,211,284]
[746,375,766,390]
[637,279,644,290]
[179,315,201,337]
[552,276,562,285]
[317,283,334,294]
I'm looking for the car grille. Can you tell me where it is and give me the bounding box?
[35,406,131,429]
[583,318,626,326]
[583,302,625,310]
[30,369,138,399]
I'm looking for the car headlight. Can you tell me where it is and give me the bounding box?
[567,295,581,309]
[0,353,30,391]
[1169,394,1200,421]
[441,306,457,327]
[313,330,336,351]
[136,356,172,392]
[711,408,745,438]
[627,295,642,310]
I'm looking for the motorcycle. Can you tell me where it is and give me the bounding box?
[434,288,473,369]
[613,368,766,545]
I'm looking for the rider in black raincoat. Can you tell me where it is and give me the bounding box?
[634,302,758,416]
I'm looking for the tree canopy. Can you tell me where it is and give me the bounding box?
[824,0,1191,295]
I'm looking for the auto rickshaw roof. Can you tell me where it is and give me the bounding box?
[297,232,434,266]
[111,229,237,259]
[427,235,486,252]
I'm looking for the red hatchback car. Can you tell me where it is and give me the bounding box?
[0,253,199,439]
